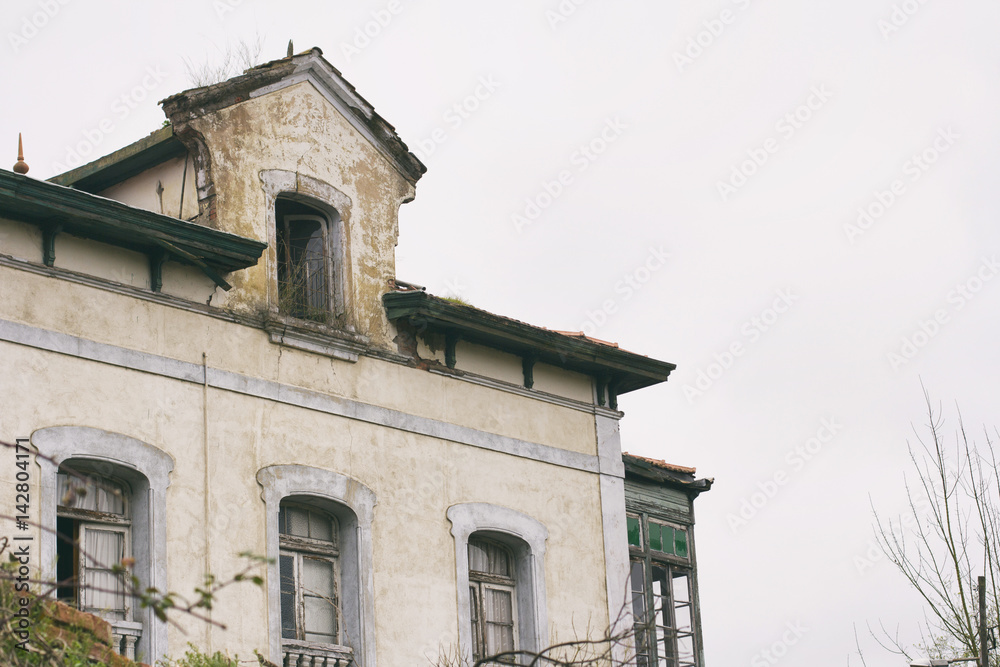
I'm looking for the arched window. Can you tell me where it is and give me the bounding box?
[275,198,341,322]
[56,466,132,621]
[448,503,548,665]
[34,427,173,664]
[257,465,376,666]
[468,537,517,661]
[278,502,340,645]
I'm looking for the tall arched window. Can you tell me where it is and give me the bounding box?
[56,466,132,622]
[468,537,517,661]
[257,465,377,666]
[278,502,340,645]
[34,427,173,664]
[275,198,341,321]
[448,503,548,665]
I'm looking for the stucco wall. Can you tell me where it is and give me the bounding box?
[0,217,222,305]
[183,81,414,348]
[0,341,610,664]
[0,68,629,664]
[0,261,615,663]
[0,264,597,455]
[98,154,199,221]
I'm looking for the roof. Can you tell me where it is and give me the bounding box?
[623,452,713,495]
[551,330,620,348]
[624,453,696,475]
[49,48,426,192]
[382,287,677,395]
[0,169,265,288]
[49,126,186,193]
[161,47,425,185]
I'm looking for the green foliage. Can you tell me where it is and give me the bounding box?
[157,643,240,667]
[0,565,107,667]
[0,543,271,667]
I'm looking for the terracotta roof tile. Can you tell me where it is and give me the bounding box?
[623,452,696,475]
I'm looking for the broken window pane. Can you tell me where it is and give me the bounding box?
[627,515,642,547]
[649,522,662,551]
[279,502,340,646]
[279,554,297,640]
[675,528,688,558]
[276,200,332,321]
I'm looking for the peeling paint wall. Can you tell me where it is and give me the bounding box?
[0,69,627,665]
[0,257,614,663]
[180,81,414,347]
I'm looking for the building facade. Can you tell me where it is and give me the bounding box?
[0,48,709,665]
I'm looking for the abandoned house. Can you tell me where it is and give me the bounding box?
[0,48,711,665]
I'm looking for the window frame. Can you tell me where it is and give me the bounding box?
[278,503,341,645]
[35,426,173,665]
[468,537,519,662]
[627,511,699,667]
[447,503,548,665]
[77,522,131,620]
[257,465,376,666]
[275,206,339,321]
[262,172,351,321]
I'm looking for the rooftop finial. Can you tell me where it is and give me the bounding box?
[287,40,294,57]
[13,133,28,174]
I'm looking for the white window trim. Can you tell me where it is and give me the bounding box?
[257,465,376,666]
[260,169,352,320]
[34,426,173,665]
[447,503,548,664]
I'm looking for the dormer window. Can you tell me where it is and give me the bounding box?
[276,198,341,322]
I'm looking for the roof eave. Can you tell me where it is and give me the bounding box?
[0,170,265,278]
[623,455,714,496]
[48,125,186,193]
[383,290,676,394]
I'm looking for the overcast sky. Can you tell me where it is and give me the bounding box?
[3,1,999,664]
